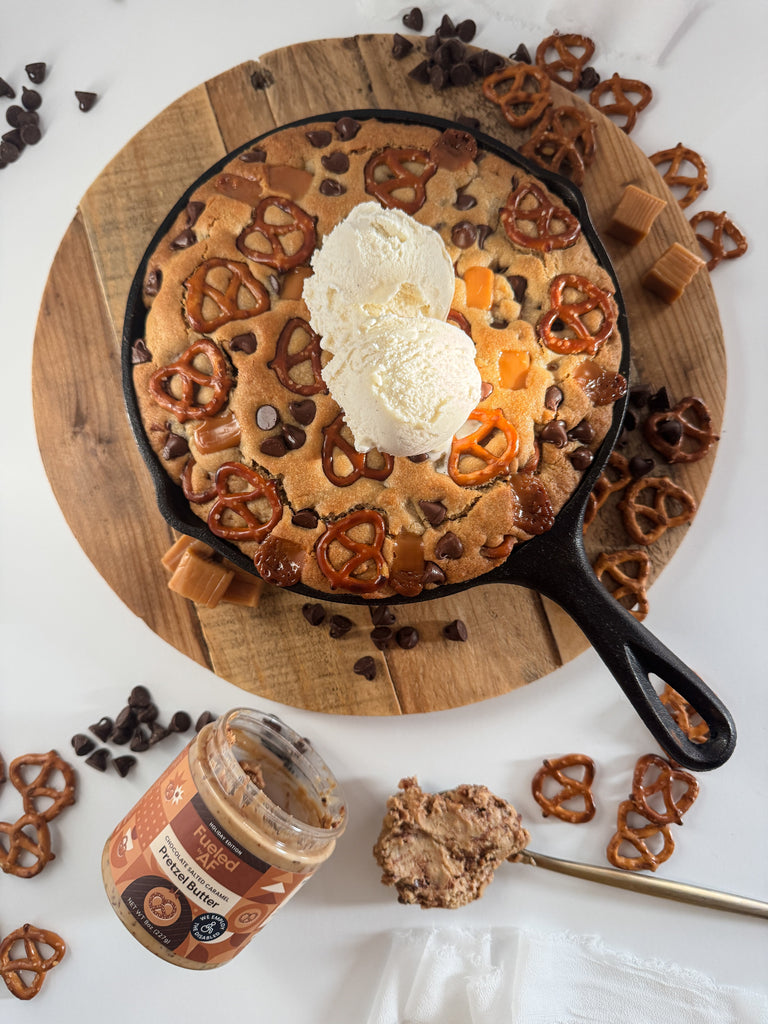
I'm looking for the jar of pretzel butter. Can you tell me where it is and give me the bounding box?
[102,708,346,969]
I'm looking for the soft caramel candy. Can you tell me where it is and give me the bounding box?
[222,570,266,607]
[499,350,531,390]
[168,547,234,608]
[464,265,494,309]
[642,242,705,304]
[607,184,666,245]
[280,265,313,300]
[193,409,242,454]
[161,534,215,572]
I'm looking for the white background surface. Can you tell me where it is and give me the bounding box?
[1,0,766,1020]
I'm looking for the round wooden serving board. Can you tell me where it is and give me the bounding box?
[32,36,725,716]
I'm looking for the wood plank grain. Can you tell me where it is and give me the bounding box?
[32,39,726,714]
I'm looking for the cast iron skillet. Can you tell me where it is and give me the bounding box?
[122,109,736,772]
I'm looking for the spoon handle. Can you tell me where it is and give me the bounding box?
[517,850,768,921]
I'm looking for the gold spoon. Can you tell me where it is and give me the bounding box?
[516,850,768,920]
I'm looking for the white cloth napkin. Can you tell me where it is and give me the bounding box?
[366,927,768,1024]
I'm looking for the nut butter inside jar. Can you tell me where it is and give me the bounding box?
[102,708,346,969]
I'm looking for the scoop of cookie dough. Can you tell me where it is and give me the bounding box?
[373,777,530,909]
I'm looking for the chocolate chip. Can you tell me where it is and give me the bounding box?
[435,531,463,559]
[113,756,137,778]
[567,419,594,443]
[149,723,170,745]
[293,508,320,529]
[443,618,468,642]
[305,129,332,147]
[511,43,532,63]
[540,420,569,447]
[408,60,432,84]
[454,190,477,211]
[71,734,95,756]
[430,65,449,90]
[0,78,15,99]
[408,453,430,463]
[402,6,424,30]
[75,90,98,112]
[129,726,150,752]
[476,224,493,249]
[256,404,280,430]
[25,63,46,84]
[437,13,456,37]
[195,711,216,732]
[239,147,266,162]
[395,626,420,649]
[629,384,652,408]
[451,220,477,248]
[457,115,481,131]
[329,614,353,639]
[450,62,474,86]
[480,381,494,400]
[20,122,41,145]
[136,702,159,724]
[289,399,316,425]
[392,33,414,59]
[656,418,683,445]
[580,66,601,91]
[109,725,132,746]
[421,561,447,586]
[170,711,192,733]
[370,604,396,626]
[335,116,360,140]
[260,436,287,457]
[545,385,564,412]
[282,424,306,450]
[648,386,670,413]
[320,179,346,197]
[3,128,23,149]
[162,432,189,460]
[90,716,113,742]
[21,86,41,111]
[370,626,393,650]
[321,151,349,174]
[302,602,326,626]
[268,273,280,293]
[507,275,527,303]
[144,269,161,296]
[419,499,447,526]
[170,228,196,250]
[629,455,655,478]
[491,318,509,330]
[434,39,465,68]
[115,706,137,730]
[470,50,505,77]
[5,105,24,127]
[184,201,205,227]
[456,18,477,42]
[230,331,257,354]
[0,140,19,163]
[353,656,377,680]
[623,409,637,432]
[85,748,109,772]
[569,446,594,470]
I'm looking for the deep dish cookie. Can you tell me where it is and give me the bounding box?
[131,115,625,598]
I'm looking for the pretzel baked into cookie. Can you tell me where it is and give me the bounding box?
[133,117,626,599]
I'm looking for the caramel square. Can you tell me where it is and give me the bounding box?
[607,184,667,245]
[642,243,705,304]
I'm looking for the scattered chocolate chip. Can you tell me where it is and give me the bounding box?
[421,561,447,586]
[20,122,41,145]
[0,140,19,163]
[456,18,477,42]
[437,13,456,37]
[370,604,396,626]
[288,399,316,425]
[170,228,196,250]
[230,331,257,354]
[435,39,465,68]
[655,418,683,445]
[408,59,432,84]
[629,455,655,478]
[629,384,652,408]
[293,508,320,529]
[109,726,132,746]
[239,147,266,162]
[115,706,137,730]
[569,446,594,470]
[71,734,95,757]
[545,385,564,412]
[408,453,430,463]
[3,128,23,149]
[470,50,505,77]
[90,717,113,742]
[149,723,170,745]
[580,66,601,91]
[319,179,346,197]
[454,190,477,211]
[0,78,15,99]
[321,151,349,174]
[371,626,393,651]
[144,268,161,296]
[136,702,160,724]
[5,105,24,127]
[302,602,326,626]
[161,432,189,460]
[457,115,480,131]
[443,618,468,642]
[511,43,532,63]
[353,656,377,680]
[450,63,474,86]
[648,386,670,413]
[402,6,424,31]
[25,63,46,84]
[170,711,192,733]
[260,436,288,457]
[129,726,150,752]
[282,424,306,450]
[435,531,464,559]
[540,420,569,447]
[75,90,98,112]
[128,685,151,707]
[419,499,447,526]
[335,116,360,140]
[85,748,109,772]
[451,220,477,248]
[195,711,216,732]
[113,756,137,778]
[329,614,353,639]
[392,33,414,59]
[256,404,280,430]
[567,419,594,443]
[430,65,449,90]
[20,86,41,111]
[305,129,332,148]
[395,626,420,649]
[622,409,637,432]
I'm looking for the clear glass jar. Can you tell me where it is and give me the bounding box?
[102,708,346,969]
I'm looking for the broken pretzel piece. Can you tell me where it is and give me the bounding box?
[659,685,710,744]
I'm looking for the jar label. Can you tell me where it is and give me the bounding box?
[105,746,309,967]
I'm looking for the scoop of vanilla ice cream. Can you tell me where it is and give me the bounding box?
[303,202,455,354]
[321,315,481,459]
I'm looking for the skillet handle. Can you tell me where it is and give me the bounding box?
[507,534,736,772]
